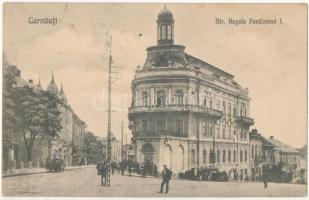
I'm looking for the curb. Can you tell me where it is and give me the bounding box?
[2,165,95,178]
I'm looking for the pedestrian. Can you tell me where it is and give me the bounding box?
[121,162,125,176]
[128,164,132,177]
[159,164,172,194]
[100,163,107,187]
[263,172,269,189]
[153,164,158,177]
[97,162,101,175]
[142,166,146,178]
[111,163,115,175]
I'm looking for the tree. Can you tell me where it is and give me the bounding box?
[2,64,20,170]
[14,85,62,162]
[42,91,62,160]
[84,132,104,164]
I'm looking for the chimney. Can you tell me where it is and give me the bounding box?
[270,136,274,139]
[28,79,33,84]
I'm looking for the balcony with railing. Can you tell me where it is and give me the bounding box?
[134,131,187,138]
[235,115,254,126]
[128,104,223,119]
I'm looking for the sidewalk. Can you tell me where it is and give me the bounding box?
[2,165,95,178]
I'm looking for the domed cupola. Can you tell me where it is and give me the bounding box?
[47,71,59,95]
[157,5,174,45]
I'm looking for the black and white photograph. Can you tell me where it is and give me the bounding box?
[2,3,308,197]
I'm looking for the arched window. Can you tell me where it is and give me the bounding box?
[203,150,207,164]
[175,90,184,105]
[142,92,148,107]
[191,149,196,165]
[240,150,243,162]
[223,150,226,163]
[161,24,167,40]
[228,150,231,162]
[245,150,247,162]
[156,91,165,107]
[217,150,220,163]
[167,24,172,40]
[233,150,236,163]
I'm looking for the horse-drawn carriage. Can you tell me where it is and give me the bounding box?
[47,158,65,173]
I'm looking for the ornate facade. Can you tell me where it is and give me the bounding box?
[128,7,254,177]
[46,73,87,166]
[8,70,86,169]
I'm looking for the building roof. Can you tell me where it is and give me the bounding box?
[267,137,301,154]
[185,54,234,79]
[297,144,307,159]
[47,72,59,95]
[158,6,173,21]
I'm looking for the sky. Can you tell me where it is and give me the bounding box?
[3,3,307,148]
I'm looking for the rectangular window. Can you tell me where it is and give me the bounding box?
[167,120,174,134]
[175,120,183,136]
[228,103,232,116]
[216,100,220,109]
[228,127,231,139]
[208,122,213,136]
[157,120,166,135]
[202,121,207,136]
[135,120,141,134]
[216,125,220,139]
[222,101,226,113]
[142,120,148,132]
[149,119,156,134]
[222,126,226,139]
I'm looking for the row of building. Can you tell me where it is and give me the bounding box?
[4,64,87,170]
[127,6,307,184]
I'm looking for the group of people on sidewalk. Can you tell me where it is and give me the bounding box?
[97,160,270,193]
[96,161,173,194]
[96,161,108,186]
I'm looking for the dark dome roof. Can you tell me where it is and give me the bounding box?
[158,7,173,21]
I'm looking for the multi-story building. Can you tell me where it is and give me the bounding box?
[99,133,122,163]
[249,129,264,179]
[266,136,302,182]
[123,144,136,161]
[128,7,254,177]
[45,73,87,167]
[5,68,86,169]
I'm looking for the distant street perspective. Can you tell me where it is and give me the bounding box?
[2,166,306,197]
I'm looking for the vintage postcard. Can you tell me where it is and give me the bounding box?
[2,3,308,197]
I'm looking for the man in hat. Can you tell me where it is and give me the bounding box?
[159,164,172,194]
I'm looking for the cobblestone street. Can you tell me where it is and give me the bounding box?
[2,166,307,197]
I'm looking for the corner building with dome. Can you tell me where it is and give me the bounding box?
[128,7,254,177]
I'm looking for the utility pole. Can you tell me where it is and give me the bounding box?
[121,120,124,162]
[106,35,112,187]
